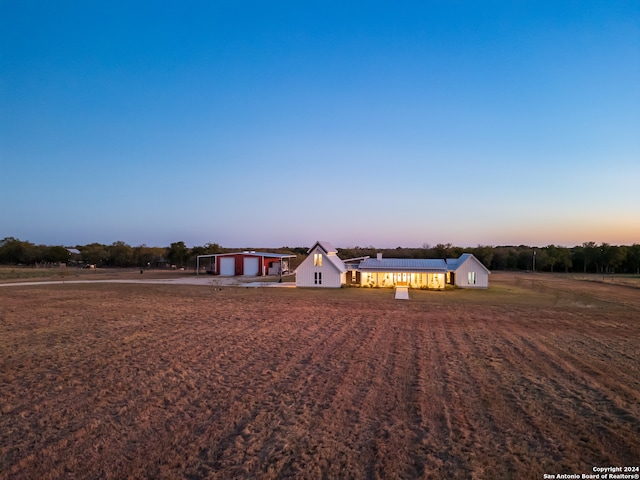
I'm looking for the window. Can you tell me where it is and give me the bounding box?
[313,253,322,266]
[314,272,322,285]
[468,271,476,285]
[351,271,357,283]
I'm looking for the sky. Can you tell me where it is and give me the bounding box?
[1,1,639,249]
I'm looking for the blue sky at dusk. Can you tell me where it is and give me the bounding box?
[1,1,639,248]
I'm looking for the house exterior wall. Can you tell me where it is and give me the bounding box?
[454,257,489,288]
[295,247,344,288]
[345,270,361,285]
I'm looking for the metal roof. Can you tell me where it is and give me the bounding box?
[343,256,369,265]
[196,252,296,259]
[446,258,460,268]
[358,258,449,273]
[308,241,338,254]
[325,254,347,273]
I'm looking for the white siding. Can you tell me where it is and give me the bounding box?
[295,246,344,288]
[454,256,489,288]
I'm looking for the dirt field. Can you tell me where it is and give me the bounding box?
[1,274,639,479]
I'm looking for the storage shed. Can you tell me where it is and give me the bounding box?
[196,251,296,277]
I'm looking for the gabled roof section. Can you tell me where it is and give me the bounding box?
[294,241,346,275]
[446,258,460,269]
[307,241,338,255]
[451,253,491,274]
[359,258,448,273]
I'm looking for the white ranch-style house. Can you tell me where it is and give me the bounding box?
[295,241,490,289]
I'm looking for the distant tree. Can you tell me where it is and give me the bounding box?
[555,247,572,273]
[0,237,26,264]
[601,244,627,273]
[79,243,109,266]
[43,246,70,264]
[132,245,164,268]
[505,248,519,270]
[581,242,598,272]
[517,249,533,270]
[490,248,507,270]
[625,244,640,274]
[107,241,133,267]
[26,244,45,265]
[205,242,222,254]
[533,249,551,271]
[472,245,494,269]
[167,241,189,268]
[191,242,223,257]
[433,243,453,259]
[544,245,560,272]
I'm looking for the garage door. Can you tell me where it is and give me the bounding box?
[243,257,259,276]
[219,257,235,276]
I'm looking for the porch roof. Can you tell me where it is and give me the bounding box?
[358,258,448,273]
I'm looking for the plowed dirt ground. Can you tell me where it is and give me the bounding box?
[1,273,639,479]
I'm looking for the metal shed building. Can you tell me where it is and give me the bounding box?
[196,251,296,277]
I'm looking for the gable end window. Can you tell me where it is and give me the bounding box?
[313,253,322,266]
[314,272,323,285]
[468,271,476,285]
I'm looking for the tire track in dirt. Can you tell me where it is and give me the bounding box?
[355,315,423,479]
[539,326,640,406]
[457,313,568,476]
[516,334,640,464]
[183,299,382,479]
[482,313,640,469]
[412,309,485,479]
[483,330,602,470]
[266,306,394,478]
[437,311,553,478]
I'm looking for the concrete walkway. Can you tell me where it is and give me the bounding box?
[395,286,409,299]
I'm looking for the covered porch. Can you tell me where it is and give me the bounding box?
[359,271,446,289]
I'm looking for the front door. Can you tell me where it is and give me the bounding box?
[396,272,408,286]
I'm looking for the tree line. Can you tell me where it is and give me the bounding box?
[0,238,224,269]
[336,242,640,274]
[1,237,639,274]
